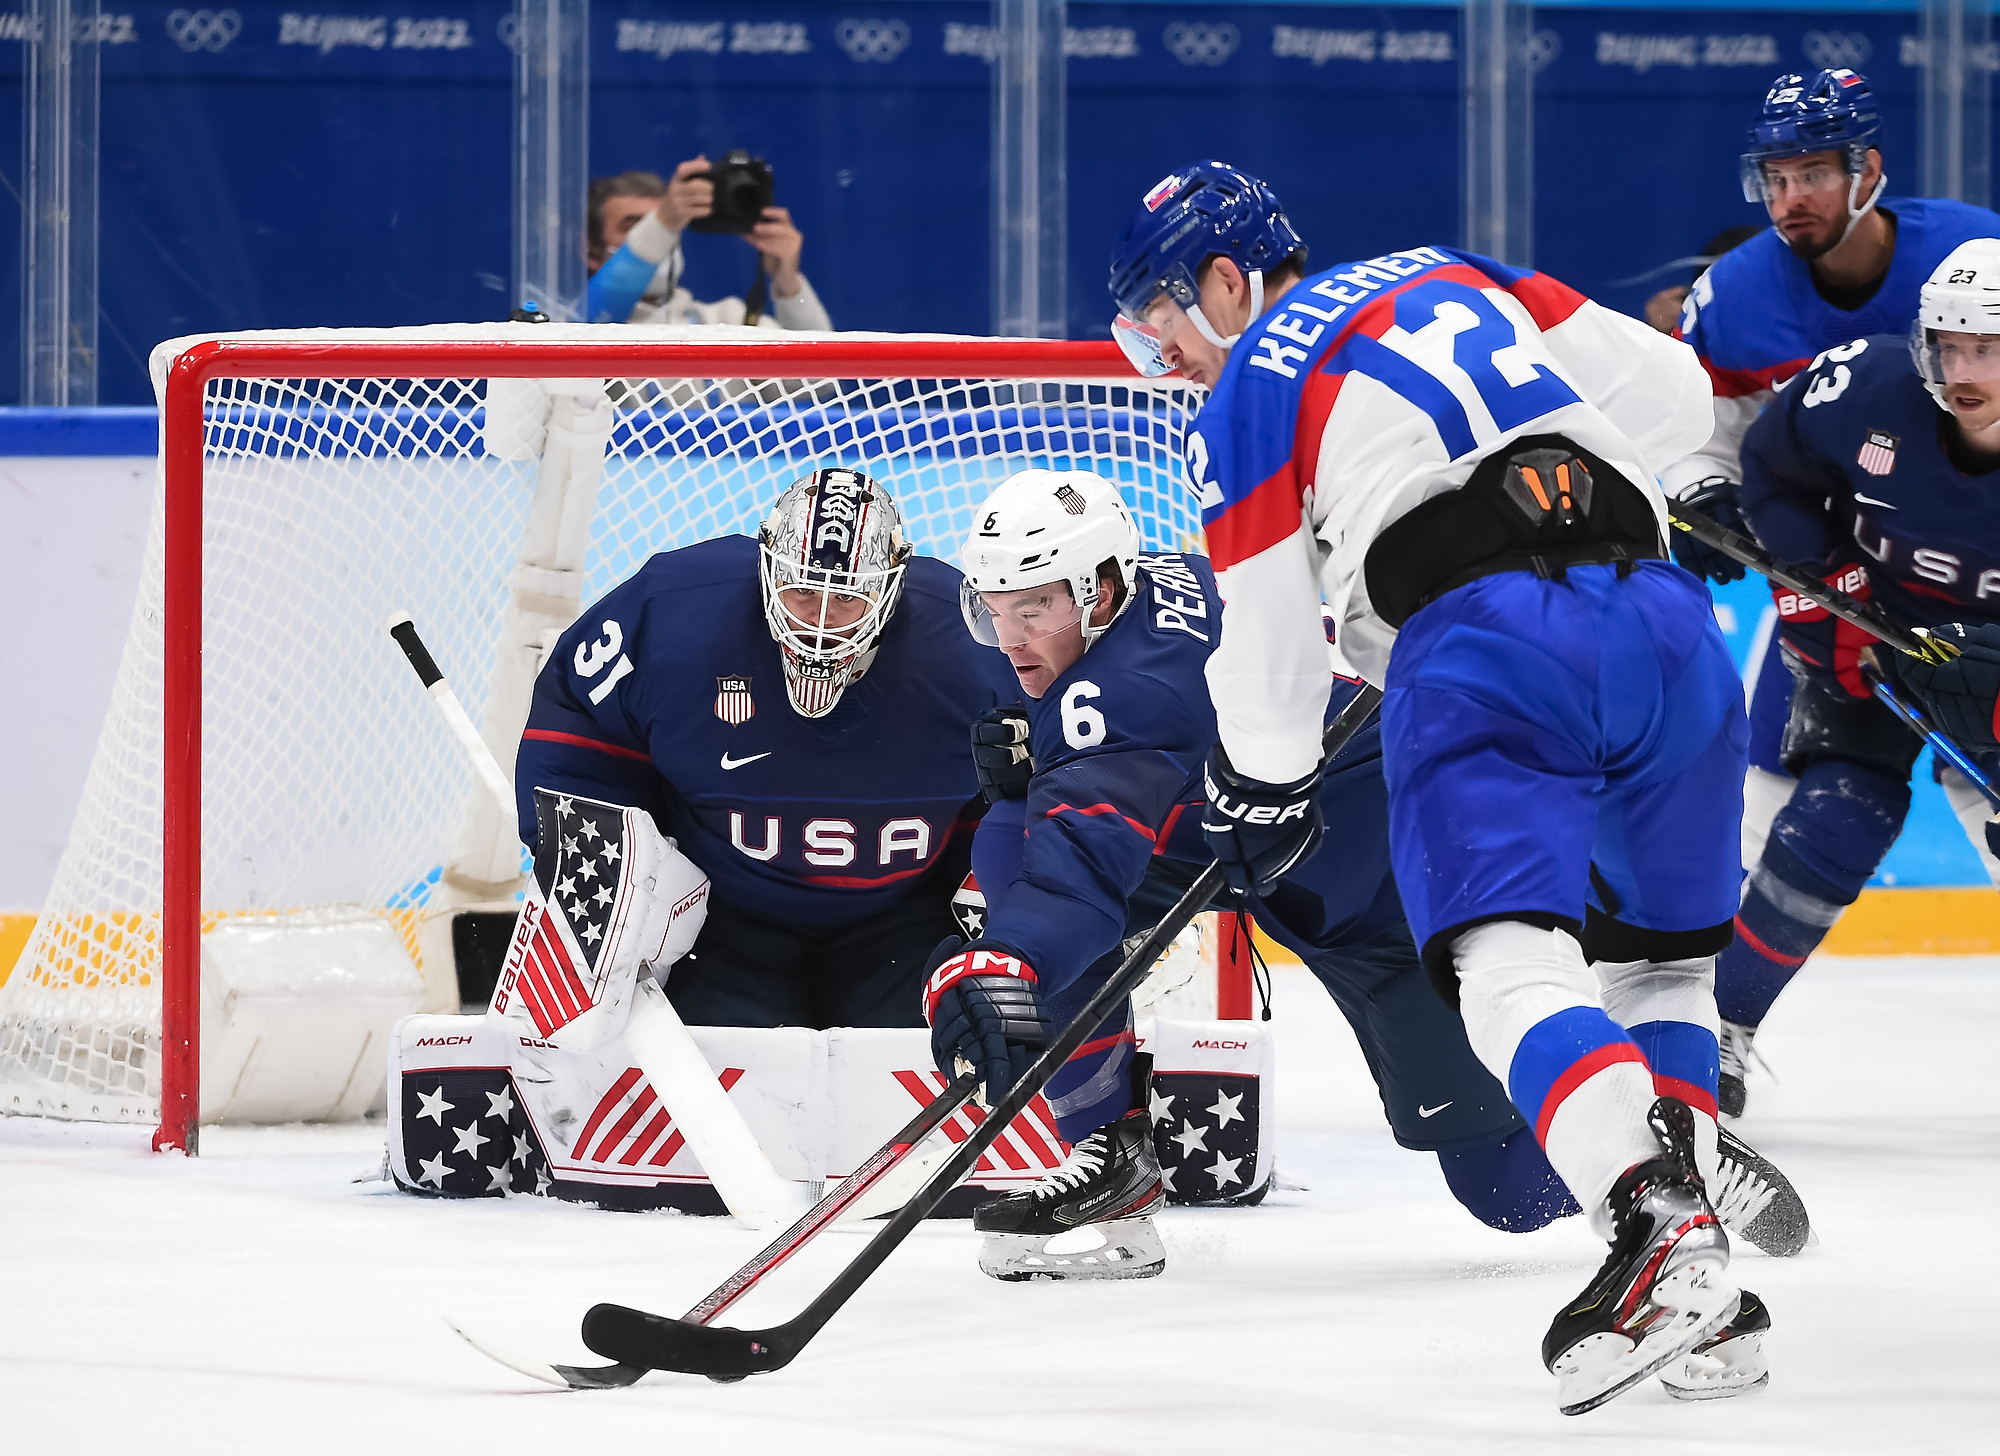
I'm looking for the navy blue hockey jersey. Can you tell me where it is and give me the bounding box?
[970,552,1406,995]
[518,536,1019,928]
[1741,333,2000,646]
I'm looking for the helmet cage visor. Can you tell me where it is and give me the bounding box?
[759,546,906,665]
[1739,142,1866,205]
[1911,320,2000,388]
[960,578,1087,651]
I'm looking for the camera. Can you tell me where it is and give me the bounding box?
[689,150,776,235]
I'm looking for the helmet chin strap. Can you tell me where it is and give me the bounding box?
[1187,269,1266,351]
[1835,167,1887,250]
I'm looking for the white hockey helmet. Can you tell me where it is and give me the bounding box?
[959,469,1141,648]
[1911,238,2000,407]
[758,466,912,717]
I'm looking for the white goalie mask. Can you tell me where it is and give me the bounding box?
[959,469,1141,650]
[759,467,912,718]
[1910,238,2000,410]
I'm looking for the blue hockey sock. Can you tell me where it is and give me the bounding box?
[1625,1017,1720,1123]
[1715,758,1908,1026]
[1436,1125,1581,1232]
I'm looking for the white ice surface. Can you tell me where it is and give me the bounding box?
[3,956,1994,1455]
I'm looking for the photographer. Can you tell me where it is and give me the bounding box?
[585,156,832,330]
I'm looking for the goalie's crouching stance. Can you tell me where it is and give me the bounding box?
[389,466,1017,1207]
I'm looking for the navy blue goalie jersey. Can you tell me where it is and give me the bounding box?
[1741,333,2000,642]
[970,553,1407,996]
[517,536,1020,928]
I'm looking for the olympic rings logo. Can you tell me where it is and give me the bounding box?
[166,8,240,52]
[1521,29,1562,74]
[1802,31,1871,69]
[1164,22,1238,67]
[837,18,909,63]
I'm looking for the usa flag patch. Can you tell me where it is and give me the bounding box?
[714,674,755,725]
[1055,483,1088,515]
[1857,431,1897,476]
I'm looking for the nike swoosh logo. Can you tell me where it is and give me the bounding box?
[719,752,772,771]
[1854,493,1897,510]
[1417,1102,1452,1118]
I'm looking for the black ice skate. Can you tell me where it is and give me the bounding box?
[974,1108,1166,1282]
[1718,1019,1758,1118]
[1661,1286,1772,1401]
[1542,1097,1740,1416]
[1710,1126,1813,1257]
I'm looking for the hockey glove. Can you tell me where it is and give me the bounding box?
[970,706,1036,803]
[922,935,1050,1108]
[1889,621,2000,753]
[1773,560,1877,700]
[1202,744,1324,896]
[1668,479,1750,585]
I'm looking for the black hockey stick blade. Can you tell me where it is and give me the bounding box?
[452,1069,983,1390]
[584,686,1386,1379]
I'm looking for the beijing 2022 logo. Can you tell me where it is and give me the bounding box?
[167,8,240,52]
[837,18,909,63]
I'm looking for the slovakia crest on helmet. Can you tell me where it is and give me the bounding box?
[714,674,755,725]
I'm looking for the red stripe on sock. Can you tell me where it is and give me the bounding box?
[1654,1074,1718,1122]
[1732,914,1810,969]
[1534,1041,1651,1144]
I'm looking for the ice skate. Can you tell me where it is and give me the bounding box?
[1711,1126,1813,1257]
[1542,1098,1740,1416]
[1661,1286,1772,1401]
[974,1109,1166,1282]
[1718,1020,1758,1119]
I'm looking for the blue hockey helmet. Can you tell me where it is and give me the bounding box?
[1107,161,1304,376]
[1739,69,1882,203]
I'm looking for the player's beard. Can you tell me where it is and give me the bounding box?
[1780,214,1841,261]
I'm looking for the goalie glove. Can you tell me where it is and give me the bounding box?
[922,935,1050,1107]
[1890,621,2000,753]
[1668,478,1750,585]
[1202,743,1324,896]
[489,787,709,1051]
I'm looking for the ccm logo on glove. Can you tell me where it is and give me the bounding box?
[923,947,1037,1020]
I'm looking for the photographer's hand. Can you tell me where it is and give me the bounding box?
[655,156,714,233]
[747,206,804,297]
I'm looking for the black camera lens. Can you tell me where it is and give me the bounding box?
[689,150,776,235]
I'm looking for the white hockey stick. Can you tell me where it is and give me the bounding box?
[386,612,810,1228]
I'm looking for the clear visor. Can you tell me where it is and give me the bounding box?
[1911,323,2000,387]
[760,546,903,661]
[1740,154,1851,206]
[1112,314,1173,378]
[960,578,1084,650]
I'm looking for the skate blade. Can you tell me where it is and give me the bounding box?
[977,1217,1166,1283]
[1555,1266,1739,1417]
[1662,1330,1769,1402]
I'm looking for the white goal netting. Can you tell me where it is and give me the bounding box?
[0,326,1203,1125]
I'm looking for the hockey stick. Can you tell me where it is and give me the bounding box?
[578,683,1387,1380]
[444,1068,982,1390]
[1662,513,2000,817]
[386,612,810,1229]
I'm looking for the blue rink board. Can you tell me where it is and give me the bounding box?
[1707,575,1984,888]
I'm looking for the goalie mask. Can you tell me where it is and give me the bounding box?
[759,467,913,717]
[960,470,1141,650]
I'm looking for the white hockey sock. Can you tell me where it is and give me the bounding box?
[1454,921,1660,1238]
[1597,956,1721,1186]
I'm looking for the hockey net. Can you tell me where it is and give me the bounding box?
[0,326,1211,1148]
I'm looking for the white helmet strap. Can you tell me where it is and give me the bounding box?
[1833,167,1887,251]
[1189,268,1265,351]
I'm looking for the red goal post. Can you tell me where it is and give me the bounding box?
[0,330,1251,1154]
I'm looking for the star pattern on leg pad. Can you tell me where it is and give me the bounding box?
[1172,1119,1209,1158]
[418,1152,451,1188]
[1207,1090,1245,1128]
[1149,1087,1177,1125]
[452,1121,490,1159]
[418,1086,452,1125]
[485,1086,515,1121]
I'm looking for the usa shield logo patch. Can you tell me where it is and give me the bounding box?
[714,675,755,725]
[1857,431,1898,476]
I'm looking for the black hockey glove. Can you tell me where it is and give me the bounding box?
[1201,743,1324,897]
[1889,622,2000,753]
[970,706,1035,803]
[922,935,1050,1108]
[1668,479,1750,585]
